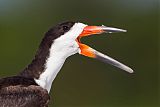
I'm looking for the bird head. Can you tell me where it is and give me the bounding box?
[45,21,133,73]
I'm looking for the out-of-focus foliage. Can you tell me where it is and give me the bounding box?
[0,0,159,107]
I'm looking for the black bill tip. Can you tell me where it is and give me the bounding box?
[102,26,127,33]
[94,50,133,73]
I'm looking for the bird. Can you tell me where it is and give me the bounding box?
[0,21,133,107]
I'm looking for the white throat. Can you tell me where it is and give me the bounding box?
[34,23,87,92]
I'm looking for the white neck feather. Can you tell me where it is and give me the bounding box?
[34,22,87,92]
[35,49,67,92]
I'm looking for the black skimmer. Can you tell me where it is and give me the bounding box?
[0,21,133,107]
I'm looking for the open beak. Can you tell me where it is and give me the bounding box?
[76,26,133,73]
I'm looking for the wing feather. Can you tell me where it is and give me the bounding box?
[0,76,50,107]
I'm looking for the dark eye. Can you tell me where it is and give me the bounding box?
[62,26,69,31]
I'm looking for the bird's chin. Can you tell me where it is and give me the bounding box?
[67,41,80,57]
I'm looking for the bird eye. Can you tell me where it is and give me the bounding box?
[62,26,69,31]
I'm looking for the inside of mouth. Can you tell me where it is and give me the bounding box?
[77,37,81,43]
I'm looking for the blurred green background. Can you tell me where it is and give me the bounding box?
[0,0,159,107]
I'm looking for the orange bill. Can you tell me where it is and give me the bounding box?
[76,25,133,73]
[79,25,127,37]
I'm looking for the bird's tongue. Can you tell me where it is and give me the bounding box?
[76,25,133,73]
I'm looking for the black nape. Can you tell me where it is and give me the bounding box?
[19,21,75,79]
